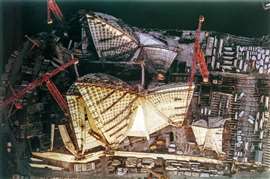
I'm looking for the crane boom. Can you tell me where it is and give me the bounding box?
[47,0,63,24]
[45,79,69,115]
[188,15,209,85]
[185,16,209,123]
[0,58,78,114]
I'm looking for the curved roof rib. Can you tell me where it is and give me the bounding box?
[147,84,194,126]
[66,84,105,153]
[66,74,193,149]
[75,74,139,148]
[142,46,178,74]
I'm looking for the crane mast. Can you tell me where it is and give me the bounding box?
[188,15,209,86]
[47,0,64,24]
[185,16,209,123]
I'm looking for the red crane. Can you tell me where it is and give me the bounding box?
[188,15,209,86]
[184,16,209,123]
[0,58,79,116]
[47,0,64,24]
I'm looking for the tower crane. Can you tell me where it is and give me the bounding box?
[185,16,209,123]
[47,0,64,24]
[188,15,209,86]
[0,58,78,117]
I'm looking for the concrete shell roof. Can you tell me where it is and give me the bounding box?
[66,74,193,148]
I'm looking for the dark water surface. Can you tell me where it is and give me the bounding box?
[20,1,270,37]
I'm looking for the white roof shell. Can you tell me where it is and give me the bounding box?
[86,14,138,58]
[66,74,193,148]
[127,100,169,139]
[136,32,164,46]
[191,126,224,154]
[191,126,208,146]
[204,128,223,154]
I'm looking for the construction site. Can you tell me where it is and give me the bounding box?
[1,1,270,178]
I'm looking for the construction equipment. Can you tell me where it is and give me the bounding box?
[184,16,209,123]
[7,82,23,110]
[25,35,40,50]
[0,58,78,117]
[47,0,64,24]
[188,15,209,85]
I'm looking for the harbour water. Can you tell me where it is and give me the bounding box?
[19,1,270,37]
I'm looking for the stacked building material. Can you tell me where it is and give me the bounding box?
[233,76,260,162]
[205,33,270,76]
[255,78,270,166]
[209,92,233,118]
[236,46,270,74]
[221,46,236,71]
[205,36,218,70]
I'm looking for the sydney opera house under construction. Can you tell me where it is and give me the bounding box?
[1,7,270,178]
